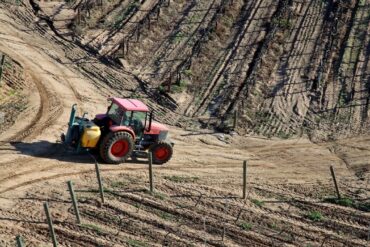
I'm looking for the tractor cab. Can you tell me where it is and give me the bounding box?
[95,98,152,139]
[62,98,173,165]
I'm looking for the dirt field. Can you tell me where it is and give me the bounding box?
[0,1,369,247]
[32,0,370,139]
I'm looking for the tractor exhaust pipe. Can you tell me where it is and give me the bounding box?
[65,104,78,143]
[148,111,153,132]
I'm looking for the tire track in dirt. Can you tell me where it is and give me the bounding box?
[0,19,92,200]
[0,3,91,146]
[4,72,62,143]
[0,163,145,194]
[0,51,60,144]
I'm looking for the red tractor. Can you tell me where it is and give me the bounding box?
[62,98,173,164]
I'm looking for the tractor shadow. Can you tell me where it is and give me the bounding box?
[1,140,149,165]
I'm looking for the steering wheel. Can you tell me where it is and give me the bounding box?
[131,119,143,132]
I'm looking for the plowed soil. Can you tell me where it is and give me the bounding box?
[0,1,368,247]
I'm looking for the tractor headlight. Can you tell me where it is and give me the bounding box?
[158,131,168,141]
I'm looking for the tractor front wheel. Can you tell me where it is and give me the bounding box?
[100,131,134,164]
[149,141,173,165]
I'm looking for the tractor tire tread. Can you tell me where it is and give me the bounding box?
[149,141,173,165]
[99,131,134,164]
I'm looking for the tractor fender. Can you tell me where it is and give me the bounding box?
[109,126,136,140]
[144,122,169,135]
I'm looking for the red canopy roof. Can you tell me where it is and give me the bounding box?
[110,98,149,112]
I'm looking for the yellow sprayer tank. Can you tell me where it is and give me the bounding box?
[81,124,101,148]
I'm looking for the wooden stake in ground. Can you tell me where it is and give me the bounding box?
[148,152,154,193]
[242,161,247,199]
[330,165,341,200]
[203,217,207,245]
[233,110,238,130]
[0,54,5,86]
[67,181,81,224]
[95,162,105,204]
[15,235,24,247]
[43,202,58,247]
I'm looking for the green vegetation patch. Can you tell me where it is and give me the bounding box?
[306,211,323,222]
[276,130,291,139]
[324,197,370,212]
[112,1,140,28]
[272,18,292,29]
[239,221,253,231]
[80,223,105,234]
[159,211,174,221]
[251,199,265,207]
[110,180,128,188]
[172,80,188,93]
[268,222,280,230]
[183,69,193,77]
[127,239,148,247]
[164,175,199,183]
[144,190,167,200]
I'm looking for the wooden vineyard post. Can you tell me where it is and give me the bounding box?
[233,110,238,130]
[176,68,181,85]
[136,27,141,42]
[0,54,5,86]
[330,165,341,200]
[44,202,58,247]
[148,152,154,193]
[15,235,24,247]
[95,162,105,204]
[147,15,151,30]
[67,181,81,224]
[156,8,160,20]
[242,161,247,199]
[167,72,172,92]
[77,8,80,24]
[121,41,125,58]
[203,217,207,245]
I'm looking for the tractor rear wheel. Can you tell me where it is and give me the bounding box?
[149,141,173,165]
[100,131,134,164]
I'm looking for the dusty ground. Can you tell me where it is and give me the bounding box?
[0,1,368,247]
[35,0,370,139]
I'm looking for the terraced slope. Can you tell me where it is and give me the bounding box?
[0,2,368,245]
[34,0,370,139]
[0,53,30,136]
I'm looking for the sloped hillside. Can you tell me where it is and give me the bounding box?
[0,1,369,246]
[22,0,370,140]
[0,53,31,136]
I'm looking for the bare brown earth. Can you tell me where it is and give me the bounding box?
[0,1,368,247]
[36,0,370,140]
